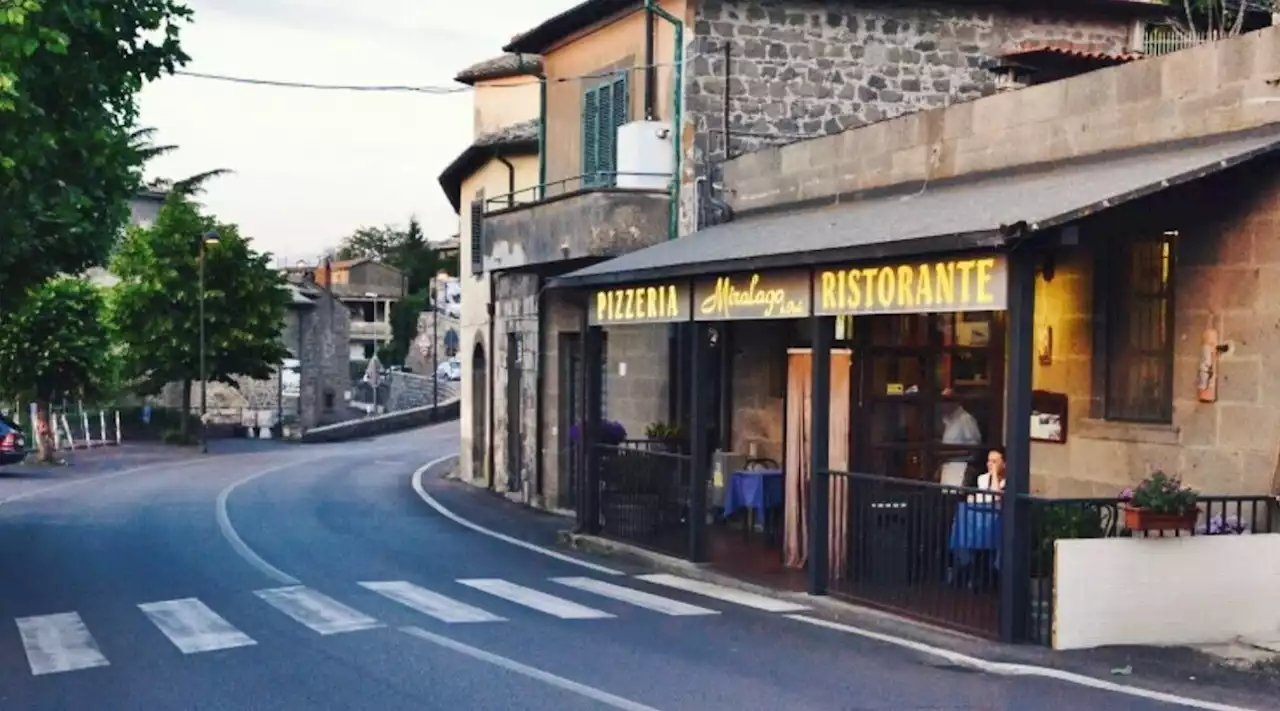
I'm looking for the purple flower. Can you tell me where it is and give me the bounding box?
[1119,487,1134,502]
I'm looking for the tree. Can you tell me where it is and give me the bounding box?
[129,127,232,197]
[109,195,290,441]
[382,290,429,367]
[0,278,112,461]
[0,0,193,302]
[1165,0,1275,40]
[395,217,443,294]
[335,225,405,262]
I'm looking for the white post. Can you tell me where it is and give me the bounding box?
[98,411,107,446]
[115,410,122,445]
[58,414,70,450]
[81,411,91,448]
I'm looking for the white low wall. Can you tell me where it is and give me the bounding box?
[1054,534,1280,650]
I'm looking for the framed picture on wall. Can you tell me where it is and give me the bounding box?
[1030,390,1068,444]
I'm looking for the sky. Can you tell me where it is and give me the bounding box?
[137,0,575,265]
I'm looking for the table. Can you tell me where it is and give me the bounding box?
[723,470,784,538]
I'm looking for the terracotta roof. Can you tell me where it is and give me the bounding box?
[454,54,543,85]
[999,42,1145,63]
[437,119,541,213]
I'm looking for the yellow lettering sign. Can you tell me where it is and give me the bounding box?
[589,284,685,325]
[697,273,808,321]
[814,255,1007,316]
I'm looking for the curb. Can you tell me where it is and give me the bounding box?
[558,531,983,649]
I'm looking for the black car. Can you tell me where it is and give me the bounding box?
[0,413,27,466]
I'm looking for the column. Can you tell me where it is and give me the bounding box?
[688,322,709,563]
[1000,247,1036,642]
[808,315,834,595]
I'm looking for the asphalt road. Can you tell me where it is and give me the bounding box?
[0,425,1263,710]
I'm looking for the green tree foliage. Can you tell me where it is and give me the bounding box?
[335,216,456,292]
[0,0,192,300]
[0,277,112,460]
[381,290,429,367]
[109,195,290,439]
[335,225,404,262]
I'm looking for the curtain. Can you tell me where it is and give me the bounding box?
[784,348,853,575]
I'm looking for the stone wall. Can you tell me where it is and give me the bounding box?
[493,272,541,497]
[681,0,1136,231]
[601,325,669,441]
[1029,160,1280,497]
[723,26,1280,216]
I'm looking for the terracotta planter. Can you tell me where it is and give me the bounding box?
[1122,505,1198,532]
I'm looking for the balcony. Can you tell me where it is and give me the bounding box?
[349,320,392,340]
[481,173,672,273]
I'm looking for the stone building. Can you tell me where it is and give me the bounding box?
[470,0,1168,511]
[169,278,351,434]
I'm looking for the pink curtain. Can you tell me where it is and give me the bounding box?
[784,349,852,576]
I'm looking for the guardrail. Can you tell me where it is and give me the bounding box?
[300,397,459,443]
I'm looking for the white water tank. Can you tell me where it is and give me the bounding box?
[616,120,673,190]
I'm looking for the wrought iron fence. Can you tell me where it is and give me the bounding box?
[1019,494,1278,646]
[594,443,693,559]
[825,471,1004,639]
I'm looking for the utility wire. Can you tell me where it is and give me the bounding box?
[172,59,694,94]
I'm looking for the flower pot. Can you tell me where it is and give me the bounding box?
[1122,505,1198,532]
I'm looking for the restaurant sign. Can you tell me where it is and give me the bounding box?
[815,255,1007,316]
[694,271,810,321]
[589,282,690,325]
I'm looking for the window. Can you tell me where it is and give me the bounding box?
[469,188,485,275]
[581,73,628,188]
[1105,232,1175,423]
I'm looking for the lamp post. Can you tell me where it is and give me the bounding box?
[364,291,380,415]
[199,230,220,454]
[431,276,440,411]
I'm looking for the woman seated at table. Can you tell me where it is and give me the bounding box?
[967,447,1006,505]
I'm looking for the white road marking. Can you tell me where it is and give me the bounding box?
[16,612,110,676]
[552,577,719,617]
[458,579,614,620]
[139,598,257,654]
[255,586,382,635]
[401,626,661,711]
[786,615,1260,711]
[635,574,810,613]
[216,460,322,586]
[411,457,624,576]
[359,581,505,624]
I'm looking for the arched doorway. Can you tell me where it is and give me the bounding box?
[471,342,487,482]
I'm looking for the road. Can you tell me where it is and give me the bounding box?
[0,424,1262,710]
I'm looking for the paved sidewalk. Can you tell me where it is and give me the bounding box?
[420,465,1280,710]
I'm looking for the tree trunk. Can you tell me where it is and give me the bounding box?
[34,400,56,464]
[180,379,192,441]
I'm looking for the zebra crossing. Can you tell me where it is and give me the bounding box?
[8,574,807,676]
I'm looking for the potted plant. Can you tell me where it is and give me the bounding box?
[568,419,628,447]
[1119,471,1199,531]
[644,421,684,453]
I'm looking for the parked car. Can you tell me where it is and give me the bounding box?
[0,413,28,466]
[436,358,461,381]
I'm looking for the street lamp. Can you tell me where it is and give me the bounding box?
[364,291,380,415]
[199,230,220,454]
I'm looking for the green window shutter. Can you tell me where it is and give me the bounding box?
[581,87,599,188]
[609,75,628,186]
[596,83,614,186]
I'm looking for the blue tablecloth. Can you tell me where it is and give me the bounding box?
[949,501,1002,551]
[723,470,784,519]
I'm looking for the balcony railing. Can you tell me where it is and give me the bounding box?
[481,173,673,272]
[349,321,391,338]
[1143,28,1223,56]
[483,172,673,214]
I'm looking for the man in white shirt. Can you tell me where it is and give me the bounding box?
[938,387,981,487]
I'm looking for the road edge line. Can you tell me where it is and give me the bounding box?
[215,458,334,586]
[410,457,624,576]
[784,615,1260,711]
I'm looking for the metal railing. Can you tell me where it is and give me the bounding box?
[1019,493,1279,646]
[1143,28,1223,56]
[483,172,673,213]
[594,443,693,559]
[825,471,1004,638]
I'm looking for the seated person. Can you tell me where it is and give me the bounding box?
[967,447,1006,505]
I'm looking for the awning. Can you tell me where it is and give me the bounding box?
[552,126,1280,289]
